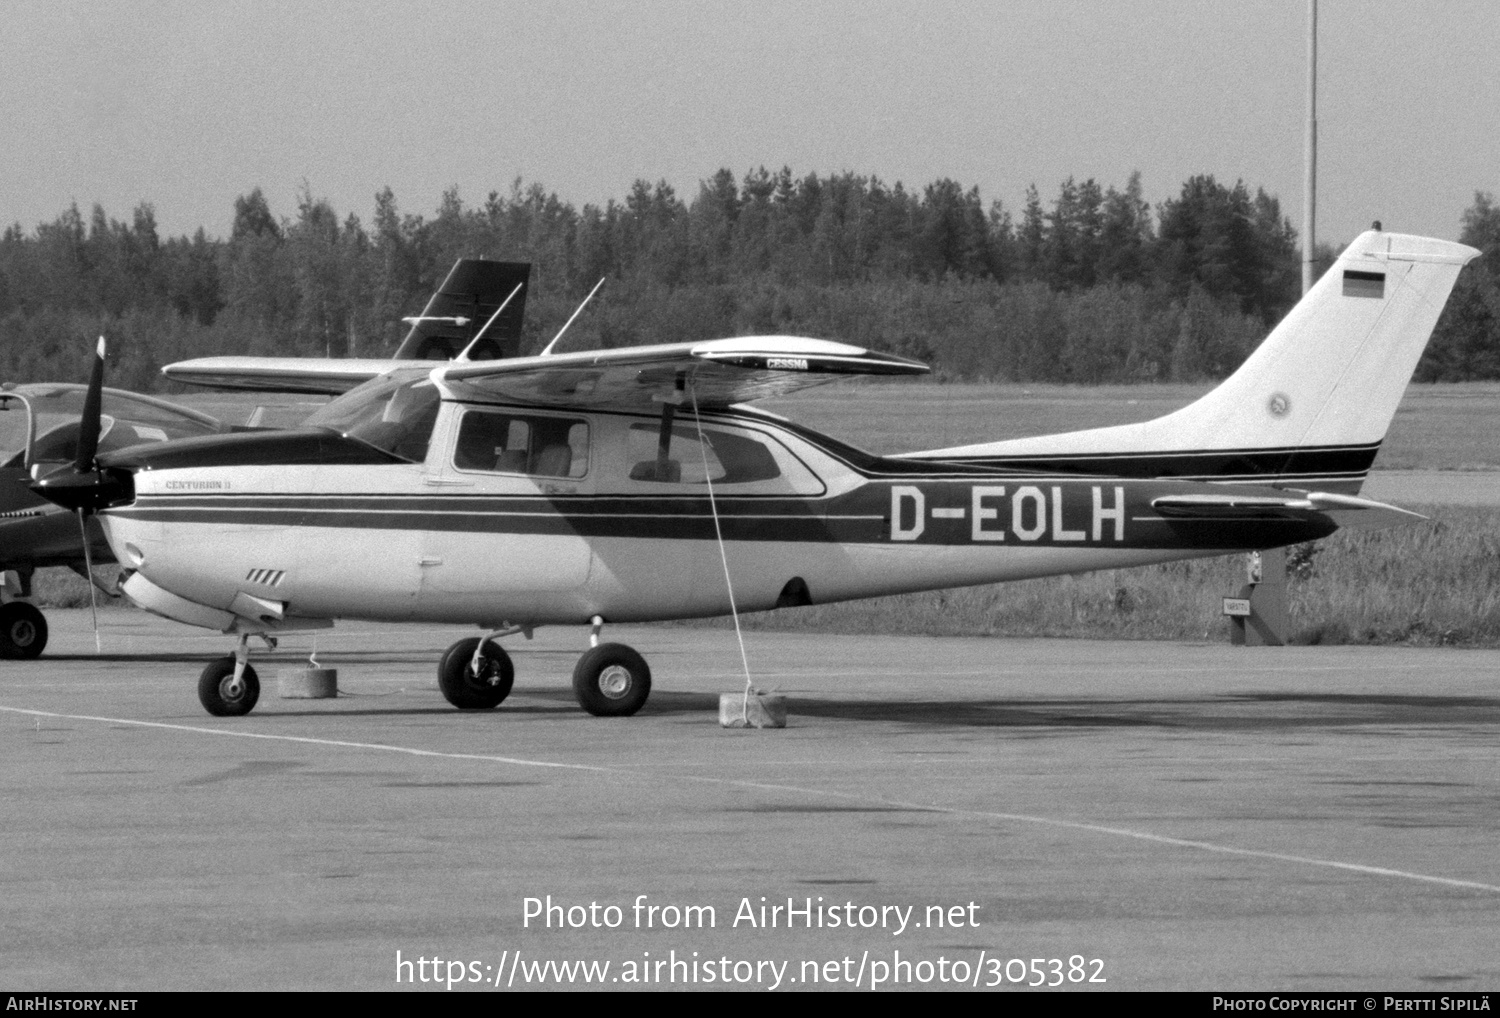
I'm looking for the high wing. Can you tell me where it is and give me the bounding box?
[434,335,929,409]
[1151,491,1424,530]
[160,356,447,395]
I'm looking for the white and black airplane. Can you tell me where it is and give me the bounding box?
[33,230,1477,719]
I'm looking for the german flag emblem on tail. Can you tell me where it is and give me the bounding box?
[1342,269,1385,298]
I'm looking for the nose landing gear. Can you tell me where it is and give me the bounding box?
[196,632,272,716]
[198,658,260,717]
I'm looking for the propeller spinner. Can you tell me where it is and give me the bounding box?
[30,337,134,513]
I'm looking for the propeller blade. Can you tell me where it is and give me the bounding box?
[74,336,106,473]
[30,335,132,514]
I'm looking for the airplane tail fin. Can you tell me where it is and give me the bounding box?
[392,260,532,362]
[908,230,1479,491]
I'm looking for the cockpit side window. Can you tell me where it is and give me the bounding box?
[453,409,589,479]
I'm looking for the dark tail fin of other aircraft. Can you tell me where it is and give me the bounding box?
[392,260,532,362]
[903,230,1480,492]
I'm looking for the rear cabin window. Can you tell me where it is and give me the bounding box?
[627,423,792,486]
[454,410,589,479]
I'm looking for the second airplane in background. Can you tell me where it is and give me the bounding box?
[163,258,533,394]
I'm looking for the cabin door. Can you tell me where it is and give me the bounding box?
[419,404,592,596]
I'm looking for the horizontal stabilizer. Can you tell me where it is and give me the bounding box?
[1151,490,1425,530]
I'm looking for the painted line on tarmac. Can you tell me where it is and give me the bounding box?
[6,703,1499,897]
[709,776,1500,896]
[0,705,617,776]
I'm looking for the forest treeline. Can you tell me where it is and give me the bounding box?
[1,169,1497,393]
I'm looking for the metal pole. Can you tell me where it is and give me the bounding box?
[1302,0,1317,295]
[1231,3,1313,648]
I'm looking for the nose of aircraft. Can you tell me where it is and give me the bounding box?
[28,336,134,514]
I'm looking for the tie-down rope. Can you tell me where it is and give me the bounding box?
[688,384,754,721]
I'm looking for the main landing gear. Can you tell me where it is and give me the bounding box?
[438,637,515,709]
[436,616,652,717]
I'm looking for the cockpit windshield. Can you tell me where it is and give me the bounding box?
[302,371,442,462]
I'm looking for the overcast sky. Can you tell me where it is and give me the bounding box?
[2,0,1496,246]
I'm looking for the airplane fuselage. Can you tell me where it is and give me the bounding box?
[96,401,1332,632]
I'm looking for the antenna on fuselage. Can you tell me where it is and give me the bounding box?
[538,277,606,357]
[454,282,525,362]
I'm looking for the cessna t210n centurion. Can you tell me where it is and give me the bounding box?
[33,230,1478,718]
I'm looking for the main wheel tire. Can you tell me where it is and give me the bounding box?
[0,602,48,659]
[438,638,515,710]
[572,643,651,717]
[198,656,260,717]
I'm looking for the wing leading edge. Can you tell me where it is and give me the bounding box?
[161,356,447,395]
[434,335,929,410]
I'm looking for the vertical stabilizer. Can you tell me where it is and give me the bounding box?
[908,230,1478,488]
[392,260,532,361]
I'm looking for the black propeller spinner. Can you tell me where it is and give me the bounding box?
[30,337,133,513]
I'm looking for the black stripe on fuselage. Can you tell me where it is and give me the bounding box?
[112,478,1338,550]
[885,443,1381,482]
[746,412,1379,483]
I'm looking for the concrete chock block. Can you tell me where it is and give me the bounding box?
[278,667,338,699]
[719,691,786,729]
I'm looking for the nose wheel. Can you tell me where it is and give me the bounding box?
[198,655,261,716]
[197,633,264,716]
